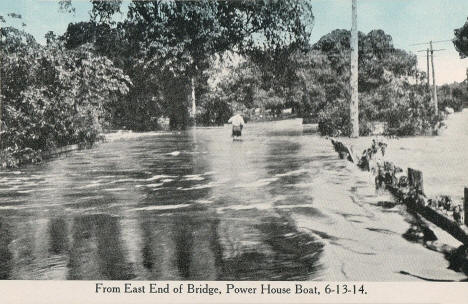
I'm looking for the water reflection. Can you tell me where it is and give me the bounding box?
[68,214,134,280]
[138,214,219,280]
[0,217,12,279]
[48,218,68,255]
[174,216,218,280]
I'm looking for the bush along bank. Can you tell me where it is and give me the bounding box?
[0,140,100,169]
[0,26,130,169]
[331,138,468,276]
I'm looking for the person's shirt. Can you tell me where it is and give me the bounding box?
[228,115,245,127]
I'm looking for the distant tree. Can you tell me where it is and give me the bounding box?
[308,29,436,136]
[454,17,468,58]
[292,49,347,121]
[437,83,467,112]
[313,29,417,91]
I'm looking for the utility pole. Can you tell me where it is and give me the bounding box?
[426,49,430,88]
[430,41,438,114]
[350,0,359,138]
[417,42,446,113]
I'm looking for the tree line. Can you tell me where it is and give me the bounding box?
[1,1,468,167]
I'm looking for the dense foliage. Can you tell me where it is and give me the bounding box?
[1,3,462,167]
[60,0,314,130]
[438,83,468,112]
[58,2,447,137]
[449,18,468,109]
[306,29,440,136]
[195,55,295,126]
[0,23,130,167]
[454,17,468,58]
[193,28,446,136]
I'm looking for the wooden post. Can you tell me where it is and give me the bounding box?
[430,41,438,114]
[408,168,424,194]
[350,0,359,138]
[464,187,468,226]
[426,49,430,88]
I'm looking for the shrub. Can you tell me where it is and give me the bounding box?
[0,27,130,167]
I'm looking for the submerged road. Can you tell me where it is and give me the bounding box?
[0,118,466,281]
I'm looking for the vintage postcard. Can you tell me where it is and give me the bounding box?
[0,0,467,303]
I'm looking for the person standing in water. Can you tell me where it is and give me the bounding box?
[228,112,245,139]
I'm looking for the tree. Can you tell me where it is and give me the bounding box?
[306,29,437,136]
[313,29,417,91]
[197,52,304,126]
[0,22,130,167]
[59,0,314,129]
[437,83,467,112]
[292,49,348,122]
[454,17,468,58]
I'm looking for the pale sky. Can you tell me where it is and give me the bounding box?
[1,0,468,84]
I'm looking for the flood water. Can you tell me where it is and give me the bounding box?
[0,118,467,281]
[380,108,468,201]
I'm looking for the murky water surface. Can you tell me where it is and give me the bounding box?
[0,118,467,281]
[383,109,468,201]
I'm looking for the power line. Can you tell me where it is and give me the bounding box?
[312,48,413,54]
[416,54,444,58]
[409,39,453,47]
[416,48,447,52]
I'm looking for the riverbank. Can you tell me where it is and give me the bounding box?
[0,143,88,169]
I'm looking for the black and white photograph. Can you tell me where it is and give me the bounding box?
[0,0,468,285]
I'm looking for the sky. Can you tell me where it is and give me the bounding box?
[1,0,468,84]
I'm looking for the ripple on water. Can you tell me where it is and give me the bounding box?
[182,175,205,181]
[132,204,192,211]
[146,175,175,181]
[143,183,164,188]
